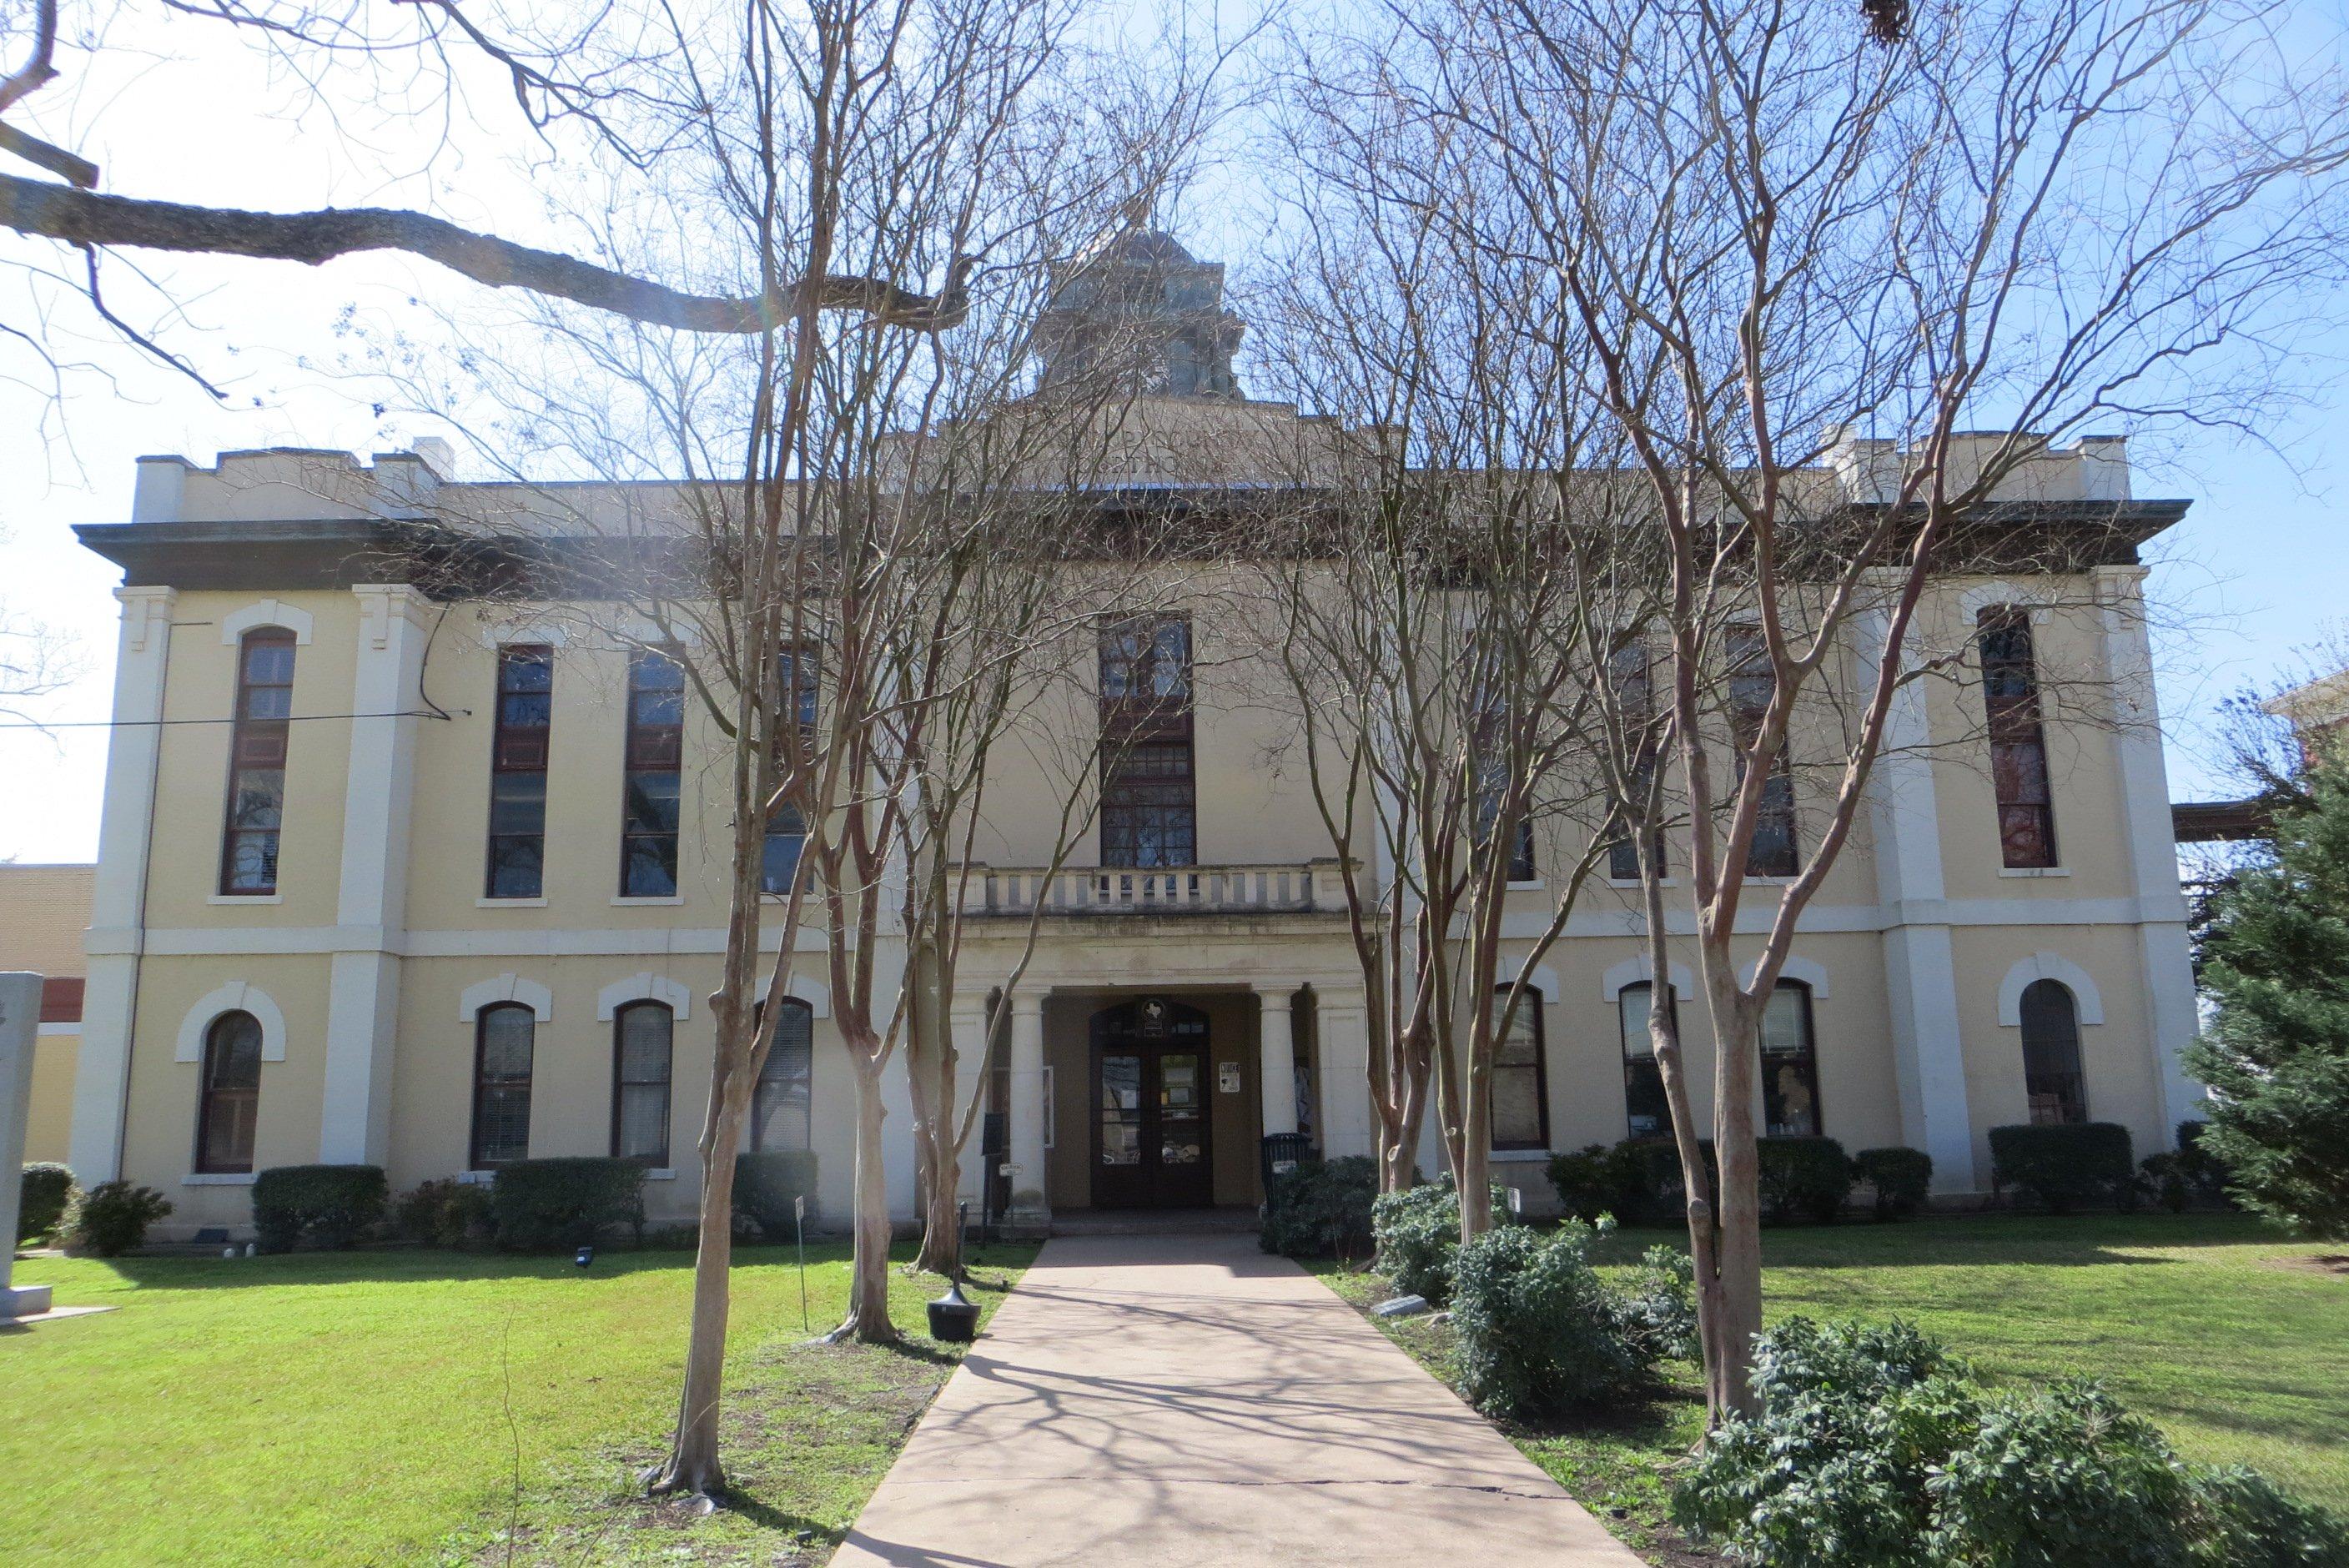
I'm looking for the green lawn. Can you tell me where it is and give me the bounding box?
[2,1239,1035,1566]
[1316,1213,2349,1565]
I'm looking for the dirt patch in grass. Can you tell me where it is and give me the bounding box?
[2265,1253,2349,1278]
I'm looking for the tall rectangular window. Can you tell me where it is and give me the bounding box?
[1978,608,2058,868]
[1607,640,1666,882]
[485,645,553,898]
[220,628,296,896]
[1760,983,1821,1137]
[470,1003,535,1168]
[1491,987,1549,1150]
[1728,626,1798,877]
[1099,617,1195,867]
[611,1002,674,1164]
[753,1000,815,1151]
[1619,982,1672,1140]
[762,648,817,895]
[621,649,686,897]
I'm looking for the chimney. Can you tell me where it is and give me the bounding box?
[2075,435,2130,502]
[411,436,458,480]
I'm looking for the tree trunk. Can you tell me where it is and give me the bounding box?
[832,1055,898,1344]
[1707,987,1764,1417]
[1456,1078,1492,1244]
[647,1079,751,1496]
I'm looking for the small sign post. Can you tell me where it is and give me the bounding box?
[794,1194,809,1333]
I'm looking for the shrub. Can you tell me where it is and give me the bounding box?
[18,1162,76,1241]
[1451,1220,1652,1419]
[1757,1136,1853,1224]
[490,1158,646,1250]
[1546,1143,1642,1224]
[1260,1155,1376,1259]
[1371,1176,1511,1303]
[68,1181,172,1256]
[1851,1147,1934,1221]
[1674,1315,2349,1568]
[393,1179,495,1249]
[1989,1122,2135,1214]
[732,1149,821,1243]
[250,1164,388,1252]
[1607,1137,1718,1225]
[1617,1244,1699,1363]
[2188,1465,2349,1566]
[2173,1121,2233,1208]
[2139,1150,2195,1214]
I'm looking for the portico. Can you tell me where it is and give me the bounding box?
[949,872,1366,1229]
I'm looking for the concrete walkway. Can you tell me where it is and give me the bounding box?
[831,1233,1644,1565]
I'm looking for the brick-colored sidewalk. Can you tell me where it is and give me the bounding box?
[831,1232,1644,1565]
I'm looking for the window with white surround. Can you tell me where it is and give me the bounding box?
[611,1002,673,1164]
[1759,983,1821,1137]
[485,645,553,897]
[1491,986,1548,1150]
[753,999,814,1151]
[220,628,295,895]
[2020,979,2086,1124]
[1977,608,2059,868]
[621,649,686,896]
[195,1011,263,1173]
[1619,982,1672,1140]
[470,1003,536,1168]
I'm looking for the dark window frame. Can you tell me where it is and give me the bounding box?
[485,644,554,899]
[194,1009,263,1174]
[610,1000,675,1166]
[1490,984,1551,1152]
[1759,980,1823,1138]
[1728,626,1799,878]
[1619,981,1677,1141]
[752,998,816,1153]
[1099,616,1197,869]
[469,1002,536,1169]
[621,648,687,897]
[1977,607,2060,869]
[219,627,297,896]
[2019,978,2088,1125]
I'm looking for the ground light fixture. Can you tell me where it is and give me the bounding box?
[576,1246,595,1270]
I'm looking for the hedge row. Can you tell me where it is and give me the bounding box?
[1547,1136,1931,1226]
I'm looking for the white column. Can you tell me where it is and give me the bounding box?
[1007,993,1049,1224]
[1314,987,1374,1158]
[950,1003,992,1209]
[2097,565,2206,1138]
[1255,988,1299,1137]
[1858,595,1978,1191]
[2,972,53,1316]
[319,585,432,1165]
[72,587,178,1184]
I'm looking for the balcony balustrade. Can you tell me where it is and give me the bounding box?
[955,860,1346,917]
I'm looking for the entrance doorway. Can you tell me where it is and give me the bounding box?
[1089,998,1214,1209]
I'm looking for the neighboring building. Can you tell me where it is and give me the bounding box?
[1,863,94,1166]
[2266,669,2349,759]
[63,232,2204,1239]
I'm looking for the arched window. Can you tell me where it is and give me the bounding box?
[753,999,814,1152]
[1760,983,1821,1137]
[470,1003,536,1168]
[2020,979,2086,1125]
[220,628,296,895]
[194,1010,263,1173]
[1491,986,1549,1150]
[611,1002,674,1165]
[1619,983,1672,1140]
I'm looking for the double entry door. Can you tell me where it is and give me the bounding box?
[1090,998,1214,1209]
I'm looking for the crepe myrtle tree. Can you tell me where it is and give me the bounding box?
[1424,0,2349,1420]
[351,0,1217,1499]
[1251,33,1652,1219]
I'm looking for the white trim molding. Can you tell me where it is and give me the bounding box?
[457,973,554,1023]
[596,972,695,1022]
[1599,955,1694,1002]
[1996,952,2105,1027]
[1744,952,1832,998]
[763,970,831,1018]
[1956,583,2057,626]
[174,982,289,1063]
[1506,964,1562,1004]
[219,598,315,645]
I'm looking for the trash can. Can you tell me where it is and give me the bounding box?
[1260,1132,1313,1197]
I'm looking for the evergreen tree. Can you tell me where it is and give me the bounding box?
[2187,758,2349,1238]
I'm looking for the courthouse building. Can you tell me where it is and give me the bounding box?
[58,232,2204,1237]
